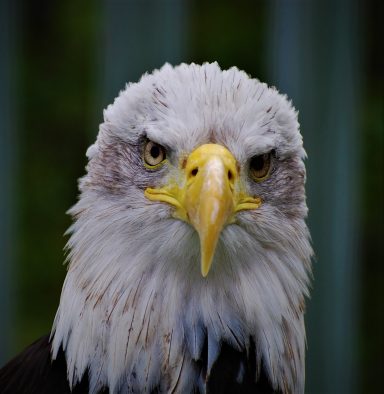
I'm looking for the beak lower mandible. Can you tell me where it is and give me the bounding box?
[184,144,237,277]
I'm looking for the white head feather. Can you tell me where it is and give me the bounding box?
[51,62,312,393]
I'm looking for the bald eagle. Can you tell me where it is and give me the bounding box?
[0,63,312,394]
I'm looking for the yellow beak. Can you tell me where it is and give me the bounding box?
[145,144,261,277]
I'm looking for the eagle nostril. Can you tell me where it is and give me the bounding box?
[191,168,198,177]
[228,170,233,180]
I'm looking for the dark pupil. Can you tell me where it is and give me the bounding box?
[251,155,265,171]
[150,145,160,158]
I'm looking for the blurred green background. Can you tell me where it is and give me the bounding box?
[0,1,382,393]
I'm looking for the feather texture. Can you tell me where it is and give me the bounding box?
[47,63,312,393]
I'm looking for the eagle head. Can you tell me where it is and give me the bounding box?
[51,63,312,393]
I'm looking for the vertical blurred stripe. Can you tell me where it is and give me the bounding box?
[268,0,360,393]
[100,0,189,108]
[0,0,17,364]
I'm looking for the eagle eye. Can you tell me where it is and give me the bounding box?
[249,151,273,181]
[144,140,166,167]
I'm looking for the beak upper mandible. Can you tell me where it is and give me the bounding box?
[184,144,237,277]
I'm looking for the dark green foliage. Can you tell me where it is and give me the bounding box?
[15,0,100,351]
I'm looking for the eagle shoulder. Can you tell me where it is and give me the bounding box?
[0,335,97,394]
